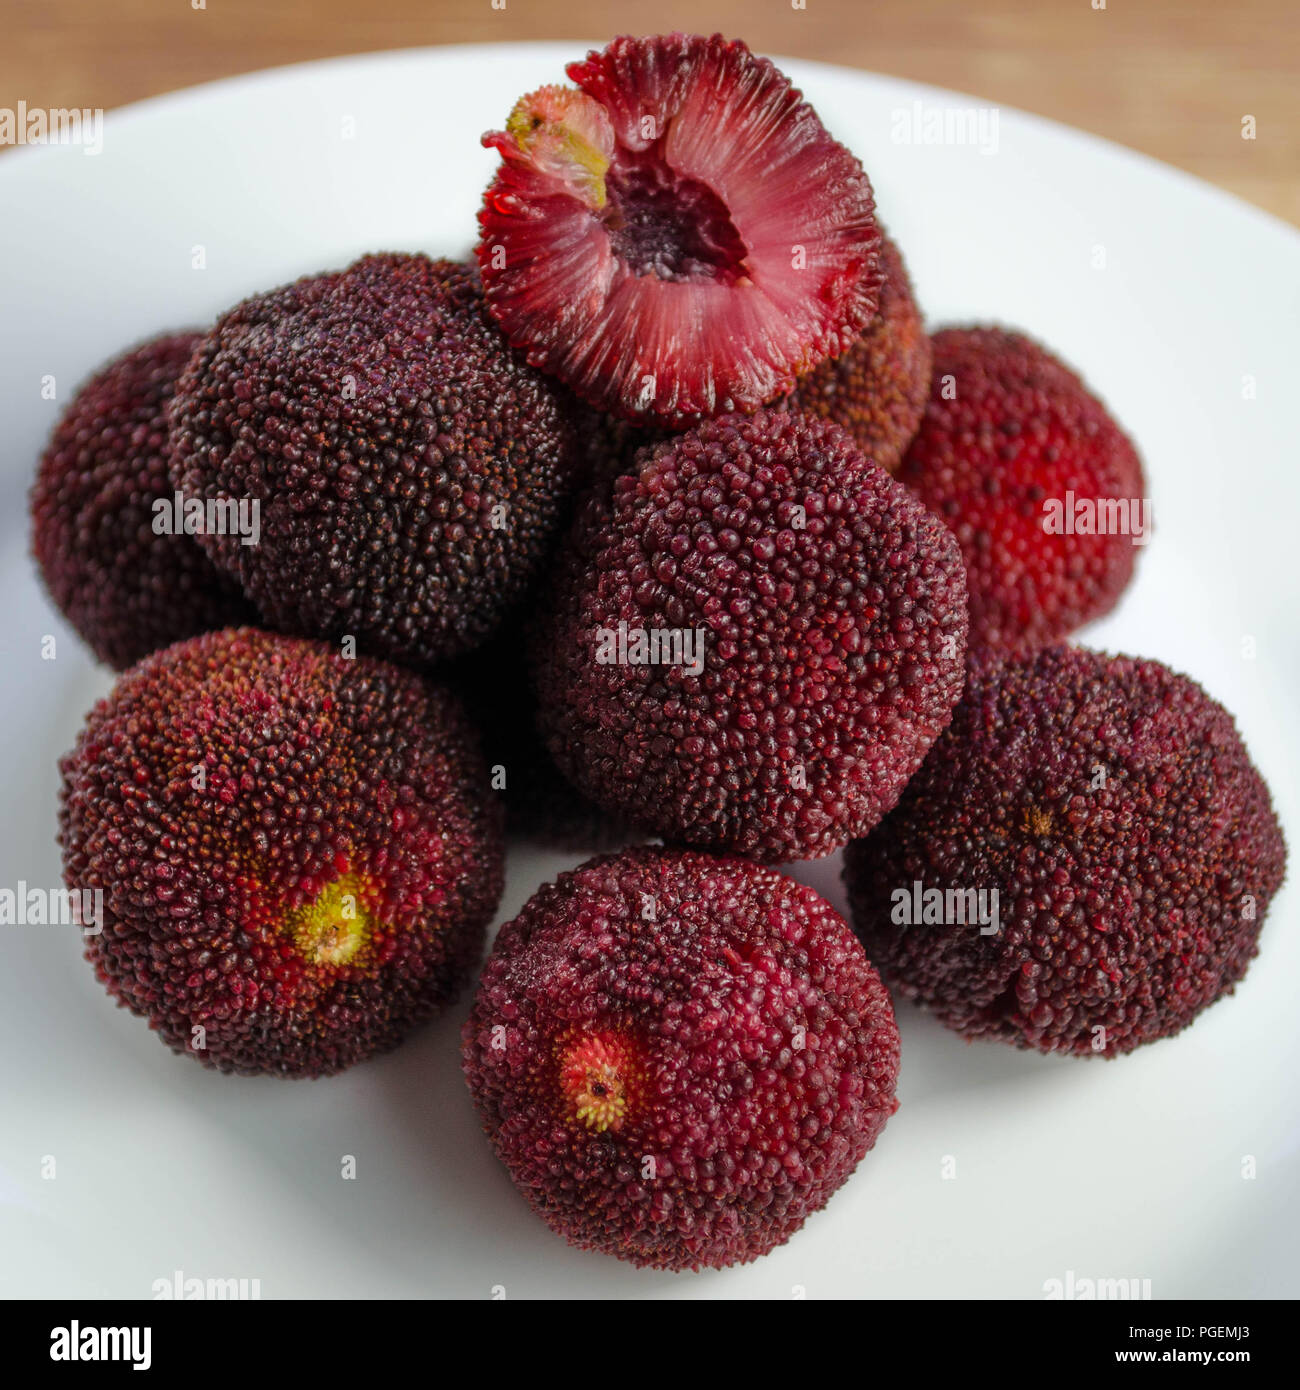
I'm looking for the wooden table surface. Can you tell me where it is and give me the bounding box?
[4,0,1298,226]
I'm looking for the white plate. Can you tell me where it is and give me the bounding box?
[1,44,1297,1301]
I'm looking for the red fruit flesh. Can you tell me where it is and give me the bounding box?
[571,233,931,488]
[477,33,882,425]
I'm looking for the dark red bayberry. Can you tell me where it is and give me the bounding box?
[168,254,579,668]
[31,333,254,669]
[59,627,504,1077]
[533,408,969,862]
[463,846,900,1269]
[844,646,1286,1056]
[897,327,1145,650]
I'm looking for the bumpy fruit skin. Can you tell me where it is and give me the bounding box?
[59,627,505,1078]
[897,327,1145,650]
[462,847,900,1270]
[477,33,882,425]
[843,647,1287,1056]
[449,622,638,851]
[30,333,254,670]
[533,408,969,862]
[168,254,579,668]
[779,234,931,474]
